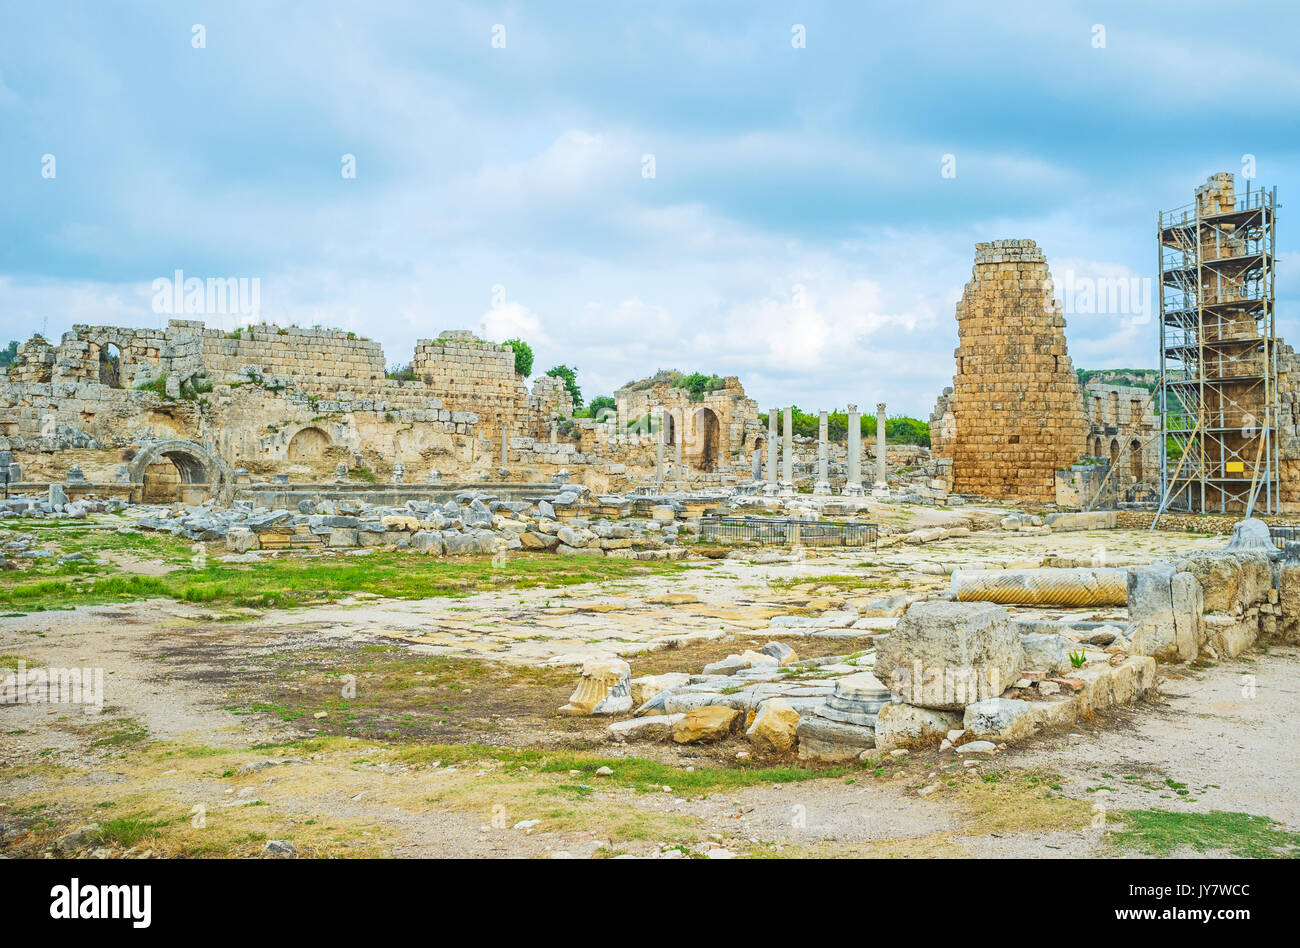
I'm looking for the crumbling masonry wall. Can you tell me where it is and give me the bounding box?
[930,240,1089,502]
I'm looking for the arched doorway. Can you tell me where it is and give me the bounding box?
[129,440,229,504]
[686,407,721,472]
[99,343,123,388]
[288,426,330,461]
[1109,439,1120,467]
[1130,440,1142,482]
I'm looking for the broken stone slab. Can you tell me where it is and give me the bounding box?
[745,698,800,753]
[874,600,1023,710]
[962,697,1036,742]
[671,706,739,743]
[630,672,690,706]
[662,691,746,715]
[796,715,876,762]
[858,593,910,618]
[1043,510,1117,532]
[702,654,749,676]
[1166,551,1273,616]
[760,641,798,665]
[965,656,1157,742]
[608,714,684,742]
[1019,633,1074,675]
[872,701,963,753]
[225,527,258,552]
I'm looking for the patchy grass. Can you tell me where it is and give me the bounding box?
[85,717,151,749]
[393,743,857,795]
[767,574,891,594]
[0,548,688,611]
[1108,809,1300,858]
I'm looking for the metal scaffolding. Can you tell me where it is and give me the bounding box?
[1158,175,1278,516]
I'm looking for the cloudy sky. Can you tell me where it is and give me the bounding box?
[2,1,1296,416]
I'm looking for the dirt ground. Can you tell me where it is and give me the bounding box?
[2,526,1295,859]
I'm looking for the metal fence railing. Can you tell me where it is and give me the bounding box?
[700,517,877,548]
[1269,524,1300,550]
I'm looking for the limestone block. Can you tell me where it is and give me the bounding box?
[795,715,876,762]
[411,530,444,554]
[962,697,1036,742]
[520,530,559,551]
[671,706,740,743]
[556,544,604,556]
[326,528,359,547]
[745,698,801,753]
[1019,633,1074,675]
[607,714,684,743]
[629,672,690,706]
[1278,561,1300,643]
[1167,551,1273,615]
[226,527,259,552]
[874,601,1023,709]
[560,659,632,716]
[872,701,962,753]
[1204,613,1259,659]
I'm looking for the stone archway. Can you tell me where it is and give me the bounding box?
[685,407,721,472]
[128,440,230,503]
[288,426,331,461]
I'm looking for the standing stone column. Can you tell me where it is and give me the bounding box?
[874,401,888,491]
[654,407,665,487]
[764,408,778,495]
[780,406,795,496]
[675,413,685,485]
[844,404,863,496]
[814,410,831,495]
[752,447,762,481]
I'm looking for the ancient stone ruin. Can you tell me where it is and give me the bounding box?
[929,240,1089,503]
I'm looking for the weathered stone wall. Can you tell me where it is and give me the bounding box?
[930,240,1089,501]
[1081,381,1160,501]
[411,330,567,441]
[0,320,691,491]
[201,324,386,386]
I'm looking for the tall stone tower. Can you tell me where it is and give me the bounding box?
[930,239,1088,501]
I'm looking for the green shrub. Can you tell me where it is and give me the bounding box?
[503,338,533,377]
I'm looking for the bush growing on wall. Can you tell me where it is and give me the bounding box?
[503,338,533,377]
[546,364,582,408]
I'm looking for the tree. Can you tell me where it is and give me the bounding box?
[502,338,533,377]
[0,341,17,368]
[546,364,582,408]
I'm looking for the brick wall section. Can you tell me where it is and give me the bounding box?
[411,331,564,438]
[931,240,1088,502]
[201,324,386,385]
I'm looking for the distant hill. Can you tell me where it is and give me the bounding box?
[1076,368,1160,393]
